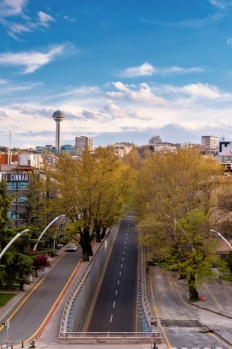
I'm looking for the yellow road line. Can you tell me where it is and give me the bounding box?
[27,259,83,342]
[1,253,82,346]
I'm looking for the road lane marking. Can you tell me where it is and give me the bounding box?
[117,280,120,285]
[121,264,123,268]
[119,271,121,276]
[113,301,116,308]
[110,315,113,322]
[115,290,118,295]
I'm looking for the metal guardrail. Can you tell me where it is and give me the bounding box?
[138,244,156,331]
[59,331,162,344]
[59,218,162,344]
[60,224,118,334]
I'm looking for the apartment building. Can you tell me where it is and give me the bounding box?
[75,136,93,156]
[201,135,218,150]
[0,153,43,227]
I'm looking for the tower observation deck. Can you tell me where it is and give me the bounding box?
[52,110,65,150]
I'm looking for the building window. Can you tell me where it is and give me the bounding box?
[7,212,20,220]
[17,196,27,204]
[18,182,28,190]
[7,182,17,189]
[12,196,27,204]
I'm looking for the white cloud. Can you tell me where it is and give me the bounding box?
[7,22,31,35]
[0,44,69,74]
[181,83,221,99]
[0,2,56,39]
[208,0,232,9]
[161,66,204,74]
[63,15,76,23]
[37,11,55,27]
[0,0,27,17]
[119,62,204,78]
[107,82,169,106]
[104,103,152,120]
[119,62,156,77]
[1,79,232,148]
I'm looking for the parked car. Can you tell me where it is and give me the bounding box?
[66,244,77,252]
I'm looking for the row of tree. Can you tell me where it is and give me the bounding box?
[131,148,232,300]
[1,145,232,295]
[0,146,133,289]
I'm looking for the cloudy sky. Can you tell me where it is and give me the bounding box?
[1,0,232,148]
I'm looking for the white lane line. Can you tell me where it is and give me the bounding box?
[119,271,121,276]
[123,251,125,255]
[121,264,123,268]
[117,280,120,285]
[113,301,116,308]
[122,257,124,261]
[115,290,118,295]
[110,315,113,323]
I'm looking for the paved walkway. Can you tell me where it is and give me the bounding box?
[170,272,232,346]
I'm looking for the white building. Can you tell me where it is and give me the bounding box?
[201,136,218,150]
[75,136,93,156]
[113,142,133,158]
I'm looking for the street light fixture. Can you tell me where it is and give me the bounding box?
[209,229,232,251]
[33,214,66,251]
[0,229,29,260]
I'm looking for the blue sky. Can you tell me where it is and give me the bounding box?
[1,0,232,148]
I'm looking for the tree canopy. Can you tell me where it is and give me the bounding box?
[52,146,132,261]
[133,148,226,299]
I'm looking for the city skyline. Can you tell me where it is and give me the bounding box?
[1,1,232,148]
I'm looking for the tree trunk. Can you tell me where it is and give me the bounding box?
[100,227,106,239]
[19,280,24,291]
[188,273,198,300]
[95,225,101,243]
[80,227,93,261]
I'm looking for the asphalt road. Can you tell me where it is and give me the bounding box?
[84,216,138,332]
[0,249,83,346]
[150,267,231,349]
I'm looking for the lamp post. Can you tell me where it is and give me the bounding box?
[33,215,66,251]
[0,228,29,349]
[0,229,29,260]
[53,214,67,251]
[210,229,232,251]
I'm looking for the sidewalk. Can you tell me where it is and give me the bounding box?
[174,273,232,345]
[0,246,67,322]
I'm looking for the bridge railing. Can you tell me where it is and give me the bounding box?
[59,331,162,344]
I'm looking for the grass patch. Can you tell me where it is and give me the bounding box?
[0,293,16,307]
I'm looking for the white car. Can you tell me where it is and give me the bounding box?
[66,244,77,252]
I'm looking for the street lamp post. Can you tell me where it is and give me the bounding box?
[33,215,66,251]
[210,229,232,251]
[0,228,29,349]
[0,229,29,260]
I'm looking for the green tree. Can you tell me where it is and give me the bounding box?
[53,146,131,261]
[20,173,60,251]
[0,180,12,246]
[133,148,223,300]
[0,228,33,290]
